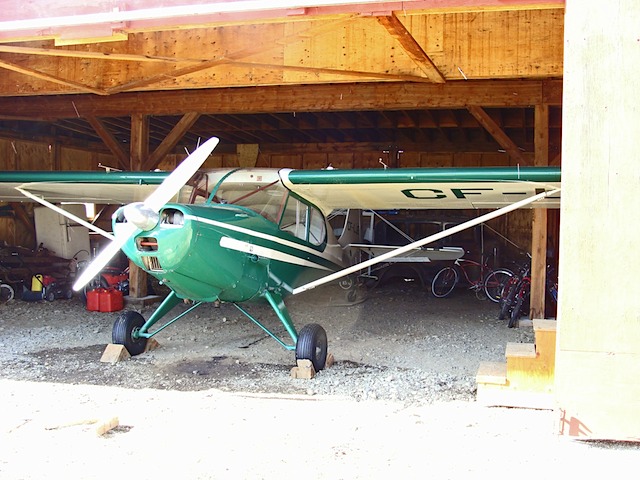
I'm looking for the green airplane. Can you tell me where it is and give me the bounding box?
[0,137,561,372]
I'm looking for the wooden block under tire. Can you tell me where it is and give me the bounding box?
[290,359,316,379]
[100,344,130,364]
[144,337,160,352]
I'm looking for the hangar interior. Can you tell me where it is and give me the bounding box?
[0,1,637,441]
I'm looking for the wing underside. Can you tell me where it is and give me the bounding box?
[280,167,561,213]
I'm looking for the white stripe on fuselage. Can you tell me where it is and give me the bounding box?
[185,213,334,270]
[219,236,331,271]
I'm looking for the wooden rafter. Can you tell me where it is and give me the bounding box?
[85,116,129,170]
[467,105,527,164]
[142,112,201,171]
[376,13,445,83]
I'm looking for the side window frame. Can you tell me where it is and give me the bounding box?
[279,194,326,246]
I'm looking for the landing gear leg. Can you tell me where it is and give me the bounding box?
[257,290,329,371]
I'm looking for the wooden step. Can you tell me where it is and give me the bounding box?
[506,342,537,359]
[476,361,507,386]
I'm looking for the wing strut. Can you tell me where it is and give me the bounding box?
[292,188,560,295]
[15,187,115,240]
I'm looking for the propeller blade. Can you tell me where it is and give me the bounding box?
[72,137,220,291]
[72,223,137,291]
[144,136,219,212]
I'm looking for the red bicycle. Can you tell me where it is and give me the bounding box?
[431,256,513,302]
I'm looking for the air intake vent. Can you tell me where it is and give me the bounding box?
[142,256,162,271]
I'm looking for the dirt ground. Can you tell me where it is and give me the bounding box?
[1,281,639,479]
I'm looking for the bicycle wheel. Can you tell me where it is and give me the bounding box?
[498,277,519,320]
[483,269,514,303]
[0,283,14,303]
[509,290,530,328]
[431,266,458,298]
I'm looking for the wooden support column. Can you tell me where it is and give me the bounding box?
[128,113,149,298]
[129,113,149,171]
[530,104,549,320]
[556,0,640,440]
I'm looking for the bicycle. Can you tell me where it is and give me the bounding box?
[431,256,513,302]
[499,264,558,327]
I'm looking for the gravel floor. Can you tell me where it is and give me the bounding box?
[3,281,638,479]
[0,281,535,405]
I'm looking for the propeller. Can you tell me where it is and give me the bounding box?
[72,137,220,291]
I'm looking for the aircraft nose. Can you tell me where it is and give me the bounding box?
[123,202,160,231]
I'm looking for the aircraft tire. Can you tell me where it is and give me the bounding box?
[295,323,328,373]
[113,311,148,356]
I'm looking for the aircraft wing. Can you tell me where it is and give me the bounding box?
[351,244,465,263]
[280,166,561,213]
[0,171,170,204]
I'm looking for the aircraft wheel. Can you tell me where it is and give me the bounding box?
[295,323,328,373]
[112,311,148,356]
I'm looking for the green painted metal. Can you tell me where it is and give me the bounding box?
[287,166,561,185]
[135,291,185,338]
[232,300,296,351]
[263,290,298,345]
[0,170,169,184]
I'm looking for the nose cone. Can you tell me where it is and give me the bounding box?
[124,202,160,231]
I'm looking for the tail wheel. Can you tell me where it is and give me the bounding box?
[113,311,148,356]
[295,323,328,372]
[431,266,458,298]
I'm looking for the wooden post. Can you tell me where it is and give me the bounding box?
[128,113,149,298]
[530,104,549,319]
[556,0,640,440]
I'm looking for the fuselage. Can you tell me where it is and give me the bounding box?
[116,168,347,303]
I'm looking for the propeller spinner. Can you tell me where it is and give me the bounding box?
[72,137,220,291]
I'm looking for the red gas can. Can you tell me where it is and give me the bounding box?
[86,288,101,311]
[99,288,124,312]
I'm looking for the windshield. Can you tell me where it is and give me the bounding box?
[179,168,325,245]
[180,169,287,220]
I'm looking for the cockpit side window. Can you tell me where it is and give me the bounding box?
[279,195,325,246]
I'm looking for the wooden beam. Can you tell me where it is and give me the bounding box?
[129,113,149,170]
[530,104,549,320]
[106,17,357,94]
[0,80,563,119]
[467,105,527,164]
[142,112,200,171]
[556,0,640,440]
[0,44,191,63]
[376,13,445,83]
[85,116,129,170]
[9,203,35,238]
[128,113,150,299]
[0,57,107,95]
[227,60,434,83]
